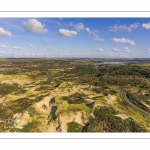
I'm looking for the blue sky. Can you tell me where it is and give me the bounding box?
[0,18,150,58]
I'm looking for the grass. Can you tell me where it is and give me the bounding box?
[20,120,41,132]
[5,90,41,102]
[0,59,150,132]
[131,63,150,67]
[55,96,91,116]
[112,93,150,131]
[55,99,69,116]
[27,107,40,117]
[0,58,8,61]
[73,60,95,65]
[62,92,87,104]
[0,74,32,84]
[68,103,91,115]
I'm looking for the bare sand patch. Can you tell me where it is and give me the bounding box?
[115,113,129,119]
[13,111,31,127]
[141,101,150,108]
[48,111,86,132]
[34,96,52,114]
[0,96,6,103]
[104,95,116,104]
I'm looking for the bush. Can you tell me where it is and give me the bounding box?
[67,121,83,132]
[82,106,147,132]
[62,92,87,104]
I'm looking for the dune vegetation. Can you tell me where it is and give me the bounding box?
[0,58,150,132]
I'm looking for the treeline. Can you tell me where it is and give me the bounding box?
[96,65,150,78]
[83,106,146,132]
[91,76,147,87]
[65,65,97,75]
[67,106,147,132]
[66,65,149,87]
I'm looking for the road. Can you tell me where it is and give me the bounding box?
[120,89,150,116]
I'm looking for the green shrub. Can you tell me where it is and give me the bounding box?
[82,106,147,132]
[67,121,83,132]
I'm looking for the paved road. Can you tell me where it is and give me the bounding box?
[120,89,150,116]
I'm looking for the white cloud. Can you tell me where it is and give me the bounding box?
[112,48,118,52]
[74,24,104,42]
[0,45,7,48]
[0,27,12,37]
[122,47,131,53]
[142,23,150,29]
[74,23,84,31]
[85,28,98,36]
[93,35,104,41]
[57,29,77,37]
[23,19,48,34]
[85,27,90,33]
[0,51,4,54]
[85,28,103,42]
[73,23,104,42]
[12,46,22,50]
[147,48,150,51]
[110,38,135,45]
[97,48,104,52]
[29,44,33,47]
[109,23,139,32]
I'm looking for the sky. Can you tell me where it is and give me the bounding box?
[0,18,150,58]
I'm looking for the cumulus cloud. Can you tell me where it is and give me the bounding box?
[23,19,48,34]
[57,29,77,37]
[74,23,104,42]
[85,27,90,33]
[12,46,22,50]
[109,23,139,32]
[0,27,12,37]
[0,45,7,48]
[122,47,131,53]
[97,48,104,52]
[93,35,104,41]
[85,28,104,42]
[110,38,135,45]
[112,48,118,52]
[85,28,98,36]
[142,23,150,29]
[74,23,84,31]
